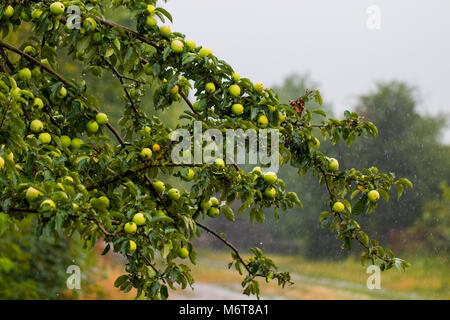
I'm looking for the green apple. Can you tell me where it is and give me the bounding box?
[24,46,36,56]
[210,197,219,207]
[207,207,220,218]
[31,8,43,20]
[30,119,44,133]
[214,158,225,169]
[26,187,42,202]
[11,88,21,99]
[186,40,196,50]
[153,180,165,193]
[332,201,345,213]
[40,199,56,210]
[6,152,13,163]
[171,39,184,53]
[155,210,165,217]
[199,47,212,57]
[257,114,269,128]
[146,16,157,27]
[200,199,212,210]
[33,97,44,110]
[146,4,156,14]
[40,58,51,68]
[0,156,4,170]
[129,240,137,253]
[205,82,215,93]
[232,73,240,82]
[368,190,380,202]
[278,111,286,123]
[192,101,203,112]
[178,247,189,259]
[252,166,262,174]
[57,86,67,99]
[18,68,32,82]
[329,158,339,172]
[71,138,83,149]
[183,169,195,181]
[263,172,278,185]
[254,82,264,93]
[53,191,68,201]
[83,17,96,31]
[93,32,103,43]
[140,147,152,159]
[144,126,151,134]
[4,5,14,18]
[86,120,99,133]
[168,188,180,200]
[133,212,147,226]
[159,25,171,37]
[49,2,65,15]
[264,187,276,199]
[39,132,52,144]
[124,222,137,234]
[229,84,241,97]
[96,112,108,125]
[21,10,31,21]
[76,50,85,61]
[32,67,42,78]
[98,196,110,208]
[231,103,244,116]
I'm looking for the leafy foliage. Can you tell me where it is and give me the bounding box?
[0,0,411,299]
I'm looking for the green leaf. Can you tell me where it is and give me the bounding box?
[114,275,128,288]
[319,211,329,222]
[350,189,360,200]
[399,178,413,188]
[379,189,389,203]
[342,199,352,213]
[222,205,235,222]
[358,231,369,246]
[312,109,326,117]
[396,183,404,198]
[352,197,367,215]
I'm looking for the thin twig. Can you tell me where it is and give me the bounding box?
[0,98,12,130]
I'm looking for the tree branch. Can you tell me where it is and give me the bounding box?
[0,98,12,130]
[87,162,202,191]
[0,39,128,148]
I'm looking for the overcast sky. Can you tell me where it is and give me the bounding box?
[164,0,450,141]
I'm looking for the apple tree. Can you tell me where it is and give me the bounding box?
[0,0,412,299]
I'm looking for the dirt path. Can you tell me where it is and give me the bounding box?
[171,283,260,300]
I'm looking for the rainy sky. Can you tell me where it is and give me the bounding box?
[163,0,450,142]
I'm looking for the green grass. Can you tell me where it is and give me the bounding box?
[187,250,449,300]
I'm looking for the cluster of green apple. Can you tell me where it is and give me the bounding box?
[151,178,181,202]
[333,190,379,214]
[1,1,66,25]
[123,209,189,258]
[252,167,280,199]
[200,196,220,218]
[86,112,109,134]
[133,3,283,129]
